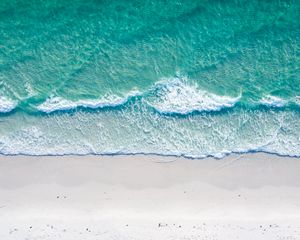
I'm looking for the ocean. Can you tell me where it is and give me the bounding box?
[0,0,299,157]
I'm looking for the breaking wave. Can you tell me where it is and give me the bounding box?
[37,92,140,113]
[3,79,299,116]
[0,97,17,113]
[260,95,287,107]
[144,77,241,114]
[36,77,241,114]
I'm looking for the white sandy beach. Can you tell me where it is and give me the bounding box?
[0,153,300,239]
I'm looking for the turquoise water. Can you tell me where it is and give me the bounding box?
[0,0,299,157]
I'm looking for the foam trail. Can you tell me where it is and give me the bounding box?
[37,93,139,113]
[37,78,241,114]
[260,95,287,107]
[1,99,300,158]
[144,77,241,114]
[0,97,17,113]
[295,96,300,106]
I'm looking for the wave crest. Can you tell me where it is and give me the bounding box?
[37,93,138,113]
[0,97,17,113]
[144,77,241,114]
[295,96,300,106]
[260,95,287,107]
[37,78,241,114]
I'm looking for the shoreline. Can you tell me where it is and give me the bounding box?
[0,150,300,160]
[1,153,300,239]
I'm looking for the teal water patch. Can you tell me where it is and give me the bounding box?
[0,0,299,156]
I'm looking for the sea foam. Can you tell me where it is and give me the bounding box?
[260,95,287,107]
[144,77,241,114]
[1,106,299,158]
[295,96,300,106]
[0,97,17,113]
[37,78,240,114]
[37,93,139,113]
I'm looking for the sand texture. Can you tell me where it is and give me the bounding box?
[0,153,300,239]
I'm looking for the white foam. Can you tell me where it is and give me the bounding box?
[37,92,139,113]
[145,77,241,114]
[0,96,17,113]
[260,95,287,107]
[24,82,36,97]
[295,96,300,106]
